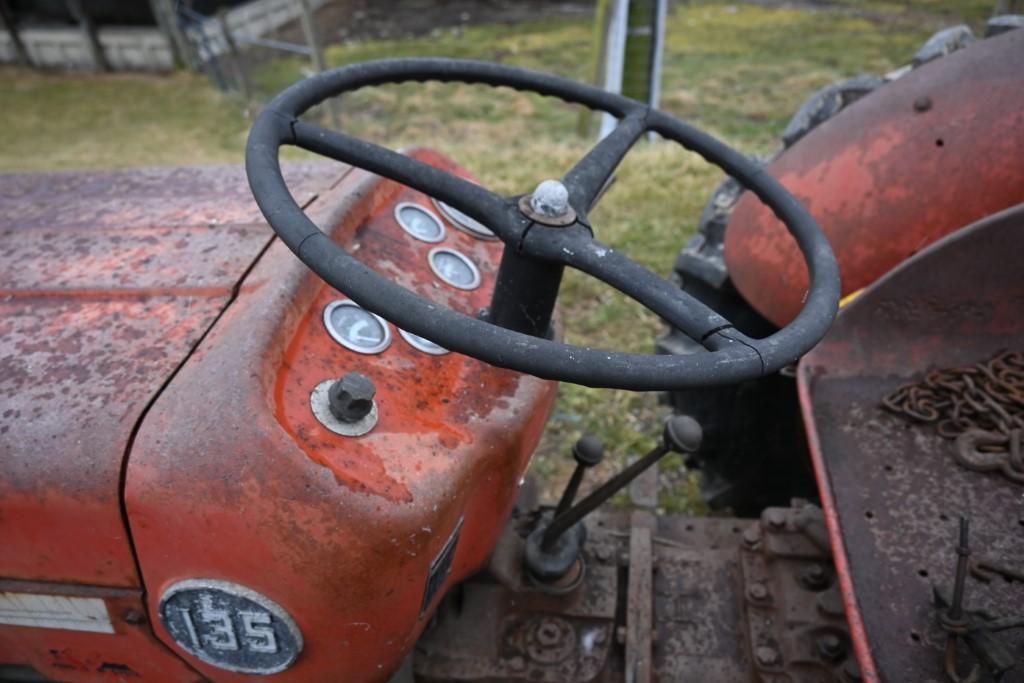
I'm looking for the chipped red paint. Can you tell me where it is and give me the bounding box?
[126,150,557,682]
[725,29,1024,327]
[0,580,203,682]
[0,162,346,678]
[276,180,523,503]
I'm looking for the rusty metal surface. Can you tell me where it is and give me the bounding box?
[414,516,619,682]
[0,162,342,590]
[882,351,1024,485]
[0,578,203,682]
[0,163,342,231]
[417,503,852,682]
[125,150,559,683]
[724,28,1024,327]
[649,516,752,682]
[798,204,1024,682]
[739,503,854,683]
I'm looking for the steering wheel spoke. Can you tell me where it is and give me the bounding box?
[522,226,741,349]
[290,119,525,243]
[562,109,649,213]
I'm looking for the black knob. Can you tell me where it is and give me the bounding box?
[328,372,376,423]
[663,415,702,454]
[572,434,605,468]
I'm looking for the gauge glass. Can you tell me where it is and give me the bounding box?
[395,203,445,243]
[399,328,449,355]
[432,198,497,239]
[323,300,392,354]
[428,248,481,290]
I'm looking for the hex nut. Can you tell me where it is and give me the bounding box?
[747,582,770,602]
[328,372,376,423]
[817,633,846,662]
[755,645,779,666]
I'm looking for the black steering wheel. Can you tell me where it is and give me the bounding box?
[246,59,839,391]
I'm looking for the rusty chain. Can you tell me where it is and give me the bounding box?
[882,351,1024,484]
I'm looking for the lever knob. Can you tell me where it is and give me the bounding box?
[328,372,376,423]
[663,415,702,454]
[572,434,605,468]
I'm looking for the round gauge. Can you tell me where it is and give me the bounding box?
[399,328,449,356]
[323,300,392,354]
[394,203,445,243]
[432,198,497,240]
[428,248,481,291]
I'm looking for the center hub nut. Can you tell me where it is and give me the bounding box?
[519,179,577,226]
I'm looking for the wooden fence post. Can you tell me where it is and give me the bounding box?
[65,0,109,71]
[218,10,252,100]
[0,0,30,66]
[299,0,340,127]
[149,0,192,68]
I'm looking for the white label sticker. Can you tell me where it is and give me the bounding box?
[0,592,114,634]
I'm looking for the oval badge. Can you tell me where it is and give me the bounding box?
[159,579,302,674]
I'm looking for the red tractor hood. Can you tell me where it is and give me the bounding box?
[0,162,349,588]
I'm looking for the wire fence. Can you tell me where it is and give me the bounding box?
[170,0,330,106]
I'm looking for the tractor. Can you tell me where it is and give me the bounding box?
[1,18,1022,683]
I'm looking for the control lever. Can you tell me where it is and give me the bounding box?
[524,416,702,587]
[552,434,605,521]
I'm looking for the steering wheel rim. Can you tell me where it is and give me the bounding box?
[245,58,840,391]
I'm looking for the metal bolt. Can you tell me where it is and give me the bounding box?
[913,96,933,112]
[755,645,779,666]
[122,609,145,625]
[742,525,762,548]
[765,509,786,529]
[328,372,376,423]
[529,179,570,218]
[816,589,846,617]
[817,633,846,661]
[747,582,769,602]
[616,626,627,645]
[595,546,612,563]
[800,563,829,590]
[536,621,561,646]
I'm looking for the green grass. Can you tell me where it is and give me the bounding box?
[0,0,986,510]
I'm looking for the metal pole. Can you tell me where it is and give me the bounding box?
[599,0,629,139]
[299,0,339,127]
[149,0,190,68]
[621,0,654,103]
[645,0,667,141]
[0,0,31,66]
[299,0,327,73]
[577,0,613,137]
[65,0,109,71]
